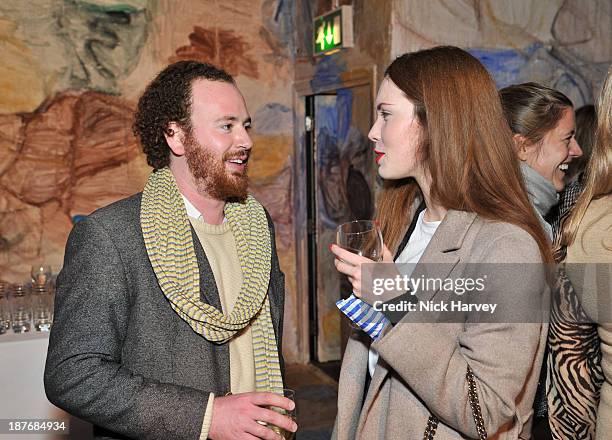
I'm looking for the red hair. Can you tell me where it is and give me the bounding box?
[378,46,553,265]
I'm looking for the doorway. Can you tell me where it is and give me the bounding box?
[296,70,377,363]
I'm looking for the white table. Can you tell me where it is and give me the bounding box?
[0,332,91,439]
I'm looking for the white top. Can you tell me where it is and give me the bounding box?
[395,209,442,265]
[182,194,203,220]
[181,194,227,223]
[368,209,441,377]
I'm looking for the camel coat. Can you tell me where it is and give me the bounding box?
[333,210,549,439]
[565,195,612,440]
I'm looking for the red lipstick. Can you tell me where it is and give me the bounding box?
[374,151,385,164]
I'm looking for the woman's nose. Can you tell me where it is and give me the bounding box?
[569,138,583,158]
[368,119,381,143]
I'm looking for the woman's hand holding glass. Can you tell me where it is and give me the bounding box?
[331,220,393,299]
[330,244,393,299]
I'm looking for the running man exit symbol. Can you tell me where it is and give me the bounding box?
[313,6,354,56]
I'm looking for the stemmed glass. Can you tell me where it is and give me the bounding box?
[31,264,52,287]
[336,220,384,328]
[336,220,383,261]
[30,264,54,331]
[32,287,53,332]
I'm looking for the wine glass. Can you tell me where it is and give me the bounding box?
[268,388,296,439]
[32,284,53,332]
[336,220,383,261]
[336,220,384,328]
[31,264,52,287]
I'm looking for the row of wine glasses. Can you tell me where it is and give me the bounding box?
[0,265,55,335]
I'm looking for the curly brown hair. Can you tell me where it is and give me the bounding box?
[133,61,234,170]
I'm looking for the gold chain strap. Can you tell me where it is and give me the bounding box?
[467,366,487,439]
[423,415,438,440]
[422,366,487,439]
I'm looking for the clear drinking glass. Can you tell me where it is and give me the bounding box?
[0,281,9,335]
[268,388,296,440]
[336,220,384,328]
[10,284,31,333]
[31,284,53,332]
[336,220,383,261]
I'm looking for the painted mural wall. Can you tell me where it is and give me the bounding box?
[293,0,610,362]
[0,0,300,361]
[4,0,608,363]
[391,0,612,105]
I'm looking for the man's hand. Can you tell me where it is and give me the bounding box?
[208,392,298,440]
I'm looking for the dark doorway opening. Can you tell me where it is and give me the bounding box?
[304,86,376,365]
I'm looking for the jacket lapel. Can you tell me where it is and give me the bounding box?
[266,254,283,348]
[191,227,223,310]
[407,210,477,303]
[358,210,478,427]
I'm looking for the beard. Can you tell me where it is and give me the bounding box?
[183,132,249,202]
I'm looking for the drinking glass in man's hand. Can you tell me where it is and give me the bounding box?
[268,388,296,439]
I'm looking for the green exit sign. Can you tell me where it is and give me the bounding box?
[313,6,354,56]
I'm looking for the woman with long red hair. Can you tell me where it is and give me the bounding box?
[330,46,552,439]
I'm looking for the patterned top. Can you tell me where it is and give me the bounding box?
[546,177,584,239]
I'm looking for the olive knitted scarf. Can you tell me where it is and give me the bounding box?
[140,167,283,393]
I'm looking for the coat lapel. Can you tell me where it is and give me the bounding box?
[191,227,223,310]
[358,210,478,427]
[407,210,477,303]
[266,252,283,347]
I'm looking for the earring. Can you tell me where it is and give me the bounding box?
[165,128,174,136]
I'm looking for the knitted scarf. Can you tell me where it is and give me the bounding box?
[140,167,283,393]
[521,162,558,241]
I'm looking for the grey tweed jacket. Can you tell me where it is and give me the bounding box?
[44,193,285,440]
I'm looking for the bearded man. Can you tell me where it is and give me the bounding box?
[44,61,296,440]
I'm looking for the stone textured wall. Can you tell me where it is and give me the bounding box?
[0,0,300,361]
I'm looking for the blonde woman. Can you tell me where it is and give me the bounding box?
[552,68,612,440]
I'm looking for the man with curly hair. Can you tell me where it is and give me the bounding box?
[45,61,296,440]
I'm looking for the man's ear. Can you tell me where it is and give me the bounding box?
[164,122,186,156]
[513,133,533,162]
